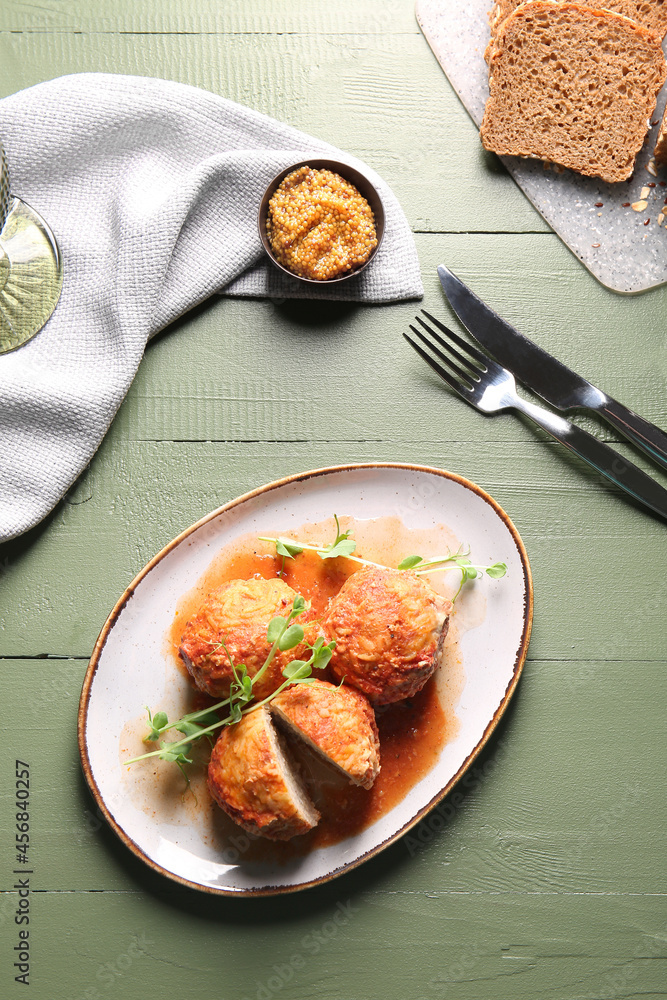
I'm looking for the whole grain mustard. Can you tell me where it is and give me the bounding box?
[266,166,377,280]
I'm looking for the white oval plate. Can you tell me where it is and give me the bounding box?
[78,464,532,896]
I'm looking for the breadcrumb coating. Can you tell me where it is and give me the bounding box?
[179,577,320,699]
[208,708,319,841]
[271,680,380,789]
[323,566,451,705]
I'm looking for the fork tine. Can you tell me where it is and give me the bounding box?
[403,332,470,397]
[410,316,479,389]
[420,309,493,371]
[412,319,480,386]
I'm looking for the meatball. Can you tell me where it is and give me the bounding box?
[323,566,451,705]
[179,577,318,700]
[271,679,380,789]
[208,707,319,841]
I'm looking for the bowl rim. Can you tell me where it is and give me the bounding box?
[257,158,385,285]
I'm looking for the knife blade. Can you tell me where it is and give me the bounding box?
[438,265,667,473]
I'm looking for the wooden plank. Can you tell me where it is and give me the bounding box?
[0,3,664,998]
[0,0,418,34]
[1,227,666,661]
[1,649,666,998]
[1,658,665,899]
[0,30,549,233]
[111,233,667,446]
[0,889,664,1000]
[0,436,665,659]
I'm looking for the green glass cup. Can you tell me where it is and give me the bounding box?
[0,142,64,355]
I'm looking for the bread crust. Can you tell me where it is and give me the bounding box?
[654,111,667,164]
[481,1,667,182]
[489,0,667,42]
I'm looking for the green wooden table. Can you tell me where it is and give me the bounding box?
[1,3,666,998]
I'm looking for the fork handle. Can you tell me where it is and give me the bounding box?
[515,396,667,520]
[594,397,667,474]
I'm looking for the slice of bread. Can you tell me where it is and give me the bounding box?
[490,0,667,41]
[481,1,667,182]
[654,111,667,164]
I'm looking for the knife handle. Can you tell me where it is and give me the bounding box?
[516,397,667,520]
[596,397,667,474]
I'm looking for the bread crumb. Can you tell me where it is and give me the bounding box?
[631,200,648,211]
[658,213,664,226]
[640,186,651,199]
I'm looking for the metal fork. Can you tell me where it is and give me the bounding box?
[404,310,667,519]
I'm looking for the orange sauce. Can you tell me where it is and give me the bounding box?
[167,546,348,672]
[308,679,447,848]
[158,519,464,862]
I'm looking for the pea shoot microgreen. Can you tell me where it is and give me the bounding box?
[396,547,507,601]
[259,515,377,572]
[260,517,507,603]
[130,518,506,786]
[319,514,357,560]
[124,594,335,781]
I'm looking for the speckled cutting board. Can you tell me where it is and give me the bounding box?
[416,0,667,293]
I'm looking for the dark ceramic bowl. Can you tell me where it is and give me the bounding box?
[258,158,385,285]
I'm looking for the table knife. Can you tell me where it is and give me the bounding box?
[438,265,667,473]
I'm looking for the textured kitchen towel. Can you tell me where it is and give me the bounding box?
[0,74,423,543]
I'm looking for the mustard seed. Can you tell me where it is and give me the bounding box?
[266,167,377,280]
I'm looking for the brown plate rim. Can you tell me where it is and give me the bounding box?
[77,462,533,897]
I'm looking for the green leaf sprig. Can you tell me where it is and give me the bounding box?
[397,547,507,601]
[125,595,335,779]
[260,520,506,603]
[319,514,357,560]
[260,514,376,571]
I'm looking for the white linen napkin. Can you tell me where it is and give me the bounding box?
[0,74,423,543]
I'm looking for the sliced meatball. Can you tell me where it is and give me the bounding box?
[271,679,380,790]
[323,566,451,705]
[179,577,318,700]
[208,707,319,841]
